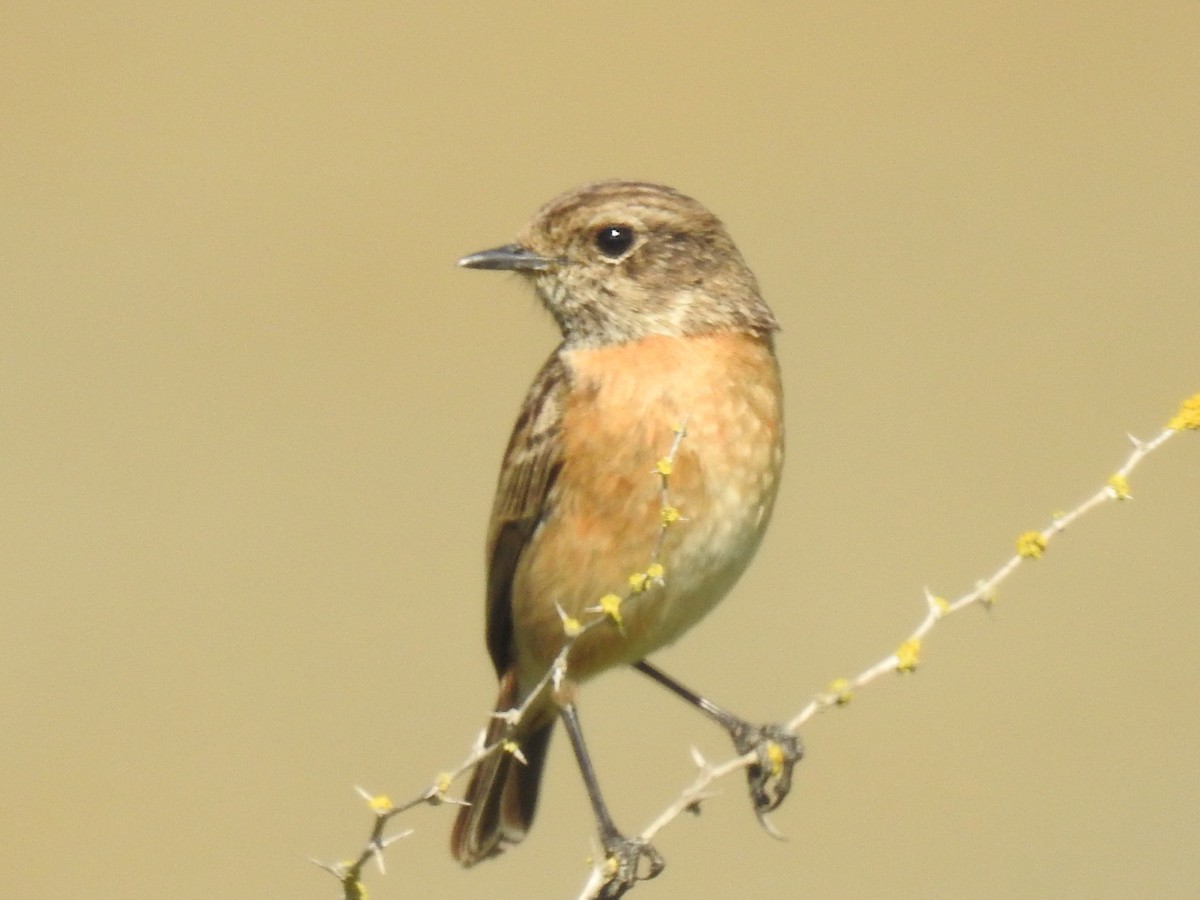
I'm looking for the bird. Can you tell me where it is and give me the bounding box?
[450,180,786,873]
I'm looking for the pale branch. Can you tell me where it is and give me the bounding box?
[314,393,1198,900]
[573,392,1198,899]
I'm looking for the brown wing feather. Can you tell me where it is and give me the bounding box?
[484,350,568,677]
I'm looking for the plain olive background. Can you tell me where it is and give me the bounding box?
[3,3,1198,898]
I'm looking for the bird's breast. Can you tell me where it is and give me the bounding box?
[511,331,783,685]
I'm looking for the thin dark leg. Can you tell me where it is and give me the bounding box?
[559,702,622,846]
[633,659,803,823]
[633,660,745,732]
[558,702,665,896]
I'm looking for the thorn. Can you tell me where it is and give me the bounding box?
[557,600,584,636]
[368,838,387,874]
[502,739,528,765]
[380,829,413,849]
[490,706,520,728]
[975,580,996,608]
[471,727,488,753]
[923,587,949,617]
[310,857,344,877]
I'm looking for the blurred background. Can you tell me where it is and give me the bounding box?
[3,3,1198,898]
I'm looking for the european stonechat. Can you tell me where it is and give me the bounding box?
[450,181,785,873]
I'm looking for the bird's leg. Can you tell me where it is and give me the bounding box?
[559,702,665,897]
[633,660,802,828]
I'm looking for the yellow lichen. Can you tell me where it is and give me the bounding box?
[367,794,393,814]
[1107,473,1132,500]
[828,677,854,705]
[1167,393,1200,431]
[1016,531,1047,559]
[598,593,624,630]
[895,638,921,673]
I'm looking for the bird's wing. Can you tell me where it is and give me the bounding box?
[484,350,568,677]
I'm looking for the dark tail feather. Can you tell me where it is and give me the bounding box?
[451,673,554,866]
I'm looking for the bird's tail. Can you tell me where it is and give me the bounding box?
[450,670,555,866]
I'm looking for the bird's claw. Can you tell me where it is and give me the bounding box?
[731,722,803,829]
[597,835,665,899]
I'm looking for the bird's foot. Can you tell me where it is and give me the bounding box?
[729,722,804,833]
[596,833,665,899]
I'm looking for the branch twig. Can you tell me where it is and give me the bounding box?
[314,392,1198,900]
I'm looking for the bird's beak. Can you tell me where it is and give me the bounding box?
[458,243,553,272]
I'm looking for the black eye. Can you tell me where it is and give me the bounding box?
[595,224,635,258]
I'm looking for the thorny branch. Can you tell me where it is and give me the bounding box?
[314,393,1199,900]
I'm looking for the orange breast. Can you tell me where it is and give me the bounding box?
[510,332,784,689]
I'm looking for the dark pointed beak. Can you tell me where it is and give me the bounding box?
[458,243,553,272]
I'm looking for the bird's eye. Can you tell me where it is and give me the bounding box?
[594,225,636,258]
